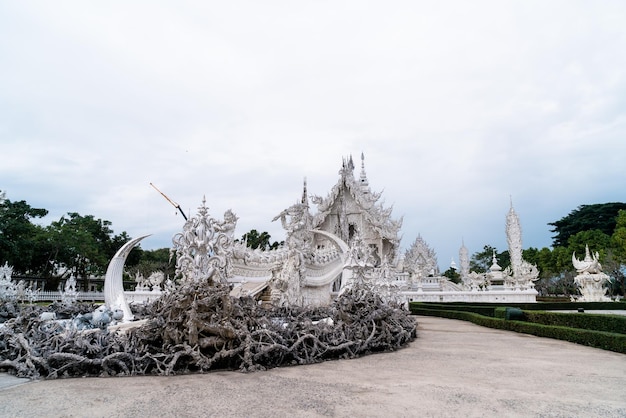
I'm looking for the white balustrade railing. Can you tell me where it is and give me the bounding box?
[23,291,105,302]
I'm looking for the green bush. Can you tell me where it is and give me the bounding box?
[494,307,507,319]
[493,307,525,320]
[410,301,626,312]
[524,311,626,334]
[411,307,626,354]
[410,303,496,317]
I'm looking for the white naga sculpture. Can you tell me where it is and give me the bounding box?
[572,245,611,302]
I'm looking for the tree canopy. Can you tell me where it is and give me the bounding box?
[0,193,48,273]
[0,191,139,289]
[239,229,282,250]
[549,202,626,247]
[469,245,510,273]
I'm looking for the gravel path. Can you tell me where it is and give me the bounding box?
[1,316,625,417]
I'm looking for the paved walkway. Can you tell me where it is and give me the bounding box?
[1,316,625,417]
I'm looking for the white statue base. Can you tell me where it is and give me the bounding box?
[573,272,611,302]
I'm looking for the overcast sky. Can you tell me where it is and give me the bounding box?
[2,1,625,270]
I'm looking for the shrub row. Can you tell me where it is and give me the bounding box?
[523,310,626,334]
[410,301,625,313]
[411,307,626,354]
[410,303,496,317]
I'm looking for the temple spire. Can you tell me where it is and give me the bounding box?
[340,155,355,179]
[359,152,369,190]
[506,197,523,277]
[301,177,308,205]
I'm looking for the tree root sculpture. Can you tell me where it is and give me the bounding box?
[0,281,416,379]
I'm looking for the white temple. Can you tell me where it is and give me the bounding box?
[117,153,539,315]
[227,153,402,306]
[213,154,538,305]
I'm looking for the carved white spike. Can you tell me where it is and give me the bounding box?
[104,234,151,322]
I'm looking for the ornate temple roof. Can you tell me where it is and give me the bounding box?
[403,234,439,276]
[310,153,403,242]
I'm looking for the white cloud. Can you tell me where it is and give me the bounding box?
[2,1,626,269]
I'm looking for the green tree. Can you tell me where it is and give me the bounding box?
[239,229,282,250]
[605,210,626,297]
[130,247,175,284]
[470,245,495,273]
[469,245,509,273]
[45,212,132,290]
[601,250,625,297]
[442,267,461,284]
[611,210,626,261]
[549,202,626,247]
[0,192,48,273]
[567,229,612,261]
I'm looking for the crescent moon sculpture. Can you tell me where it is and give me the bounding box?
[311,229,349,253]
[305,230,352,288]
[104,234,151,322]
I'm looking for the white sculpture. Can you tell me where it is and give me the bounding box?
[443,202,539,302]
[104,234,151,322]
[572,245,611,302]
[458,241,470,287]
[134,271,149,291]
[467,271,485,291]
[0,262,17,300]
[372,256,400,304]
[60,274,78,306]
[148,271,165,291]
[572,245,603,274]
[170,198,236,285]
[505,201,539,291]
[486,250,505,289]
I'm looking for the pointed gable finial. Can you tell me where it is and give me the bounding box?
[359,152,369,188]
[340,155,356,179]
[301,177,308,205]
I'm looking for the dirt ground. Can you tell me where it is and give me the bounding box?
[1,315,625,418]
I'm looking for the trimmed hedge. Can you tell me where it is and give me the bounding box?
[410,301,626,317]
[524,311,626,334]
[494,307,524,320]
[412,301,625,311]
[411,307,626,354]
[410,303,496,317]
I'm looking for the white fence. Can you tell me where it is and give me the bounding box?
[27,291,105,302]
[26,291,160,304]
